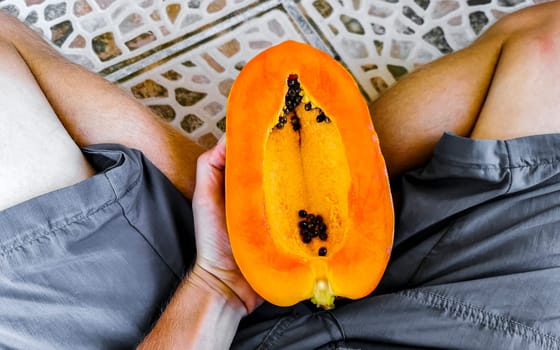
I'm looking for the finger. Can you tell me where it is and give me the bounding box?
[208,134,226,171]
[194,136,226,198]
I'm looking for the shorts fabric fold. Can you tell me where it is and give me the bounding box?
[0,144,195,350]
[234,132,560,350]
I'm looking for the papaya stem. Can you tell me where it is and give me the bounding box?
[310,279,335,309]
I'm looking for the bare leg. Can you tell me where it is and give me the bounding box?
[370,1,560,176]
[0,37,94,210]
[0,13,203,199]
[471,17,560,139]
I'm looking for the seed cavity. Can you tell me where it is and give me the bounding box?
[284,74,302,114]
[315,110,331,124]
[291,114,301,131]
[274,74,332,131]
[297,209,328,247]
[317,114,330,123]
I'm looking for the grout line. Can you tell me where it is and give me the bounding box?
[104,0,282,83]
[281,0,334,56]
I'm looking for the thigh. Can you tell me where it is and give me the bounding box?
[369,31,504,176]
[0,13,203,199]
[369,1,560,176]
[0,38,94,210]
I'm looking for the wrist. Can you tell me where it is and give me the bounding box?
[188,264,248,316]
[139,264,246,349]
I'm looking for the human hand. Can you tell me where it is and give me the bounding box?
[191,135,263,315]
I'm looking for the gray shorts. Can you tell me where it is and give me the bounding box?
[2,134,560,349]
[0,144,196,349]
[234,133,560,350]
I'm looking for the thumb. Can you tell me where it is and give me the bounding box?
[194,135,226,199]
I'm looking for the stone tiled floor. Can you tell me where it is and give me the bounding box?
[1,0,546,147]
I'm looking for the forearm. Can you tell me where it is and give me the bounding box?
[0,14,146,145]
[138,266,246,349]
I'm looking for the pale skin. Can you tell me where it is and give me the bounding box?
[1,1,560,348]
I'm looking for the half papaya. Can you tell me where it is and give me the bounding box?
[225,40,393,309]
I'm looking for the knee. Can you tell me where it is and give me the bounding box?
[504,23,560,66]
[0,13,18,46]
[0,11,31,44]
[0,11,19,31]
[486,1,560,41]
[484,3,560,62]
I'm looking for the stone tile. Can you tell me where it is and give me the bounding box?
[92,32,122,61]
[120,8,306,143]
[44,2,66,21]
[1,0,254,71]
[131,79,167,98]
[297,0,537,101]
[181,114,204,133]
[175,88,207,106]
[149,104,176,121]
[51,20,73,47]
